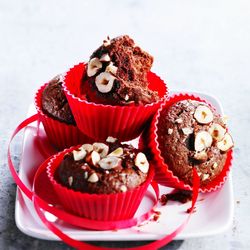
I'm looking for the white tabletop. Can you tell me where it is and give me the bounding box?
[1,0,249,249]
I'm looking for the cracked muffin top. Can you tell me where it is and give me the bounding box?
[157,100,233,187]
[42,75,76,125]
[81,35,159,106]
[54,137,150,194]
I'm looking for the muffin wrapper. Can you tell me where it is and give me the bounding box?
[146,93,233,193]
[47,146,155,221]
[63,63,168,141]
[35,84,93,150]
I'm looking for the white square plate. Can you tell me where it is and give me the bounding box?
[15,91,234,241]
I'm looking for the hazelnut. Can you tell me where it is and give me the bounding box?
[106,136,117,143]
[88,173,99,183]
[81,144,93,153]
[73,147,87,161]
[175,118,183,124]
[202,174,210,181]
[194,105,213,124]
[124,94,129,101]
[182,127,194,135]
[68,176,73,186]
[93,143,109,158]
[86,151,101,166]
[87,57,102,77]
[120,185,127,192]
[95,72,115,93]
[98,156,122,170]
[168,128,173,135]
[105,62,118,75]
[193,151,208,162]
[209,123,226,141]
[108,147,123,157]
[194,131,213,152]
[100,53,111,62]
[135,152,149,173]
[217,133,234,152]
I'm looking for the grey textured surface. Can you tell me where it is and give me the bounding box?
[0,0,250,249]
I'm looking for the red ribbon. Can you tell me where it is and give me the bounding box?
[8,114,38,200]
[8,115,200,249]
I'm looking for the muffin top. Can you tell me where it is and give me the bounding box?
[157,99,234,187]
[54,137,150,194]
[81,35,159,105]
[42,75,76,125]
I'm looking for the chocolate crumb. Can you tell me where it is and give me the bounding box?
[153,214,160,222]
[152,210,161,222]
[160,189,193,205]
[186,206,196,214]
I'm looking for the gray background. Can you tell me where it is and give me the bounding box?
[1,0,250,249]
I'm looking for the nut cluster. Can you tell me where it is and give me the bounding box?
[167,103,234,164]
[193,105,233,154]
[70,137,149,185]
[86,37,118,95]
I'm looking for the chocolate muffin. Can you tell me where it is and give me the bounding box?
[42,75,75,125]
[157,100,234,187]
[81,35,159,105]
[54,137,150,194]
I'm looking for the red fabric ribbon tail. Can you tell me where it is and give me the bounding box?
[8,114,39,200]
[190,168,200,213]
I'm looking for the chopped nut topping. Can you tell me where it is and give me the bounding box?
[108,147,123,157]
[93,143,109,158]
[68,176,73,186]
[120,185,127,192]
[202,174,210,181]
[175,118,183,124]
[168,128,173,135]
[105,62,118,75]
[106,136,117,143]
[100,53,111,62]
[124,94,129,101]
[135,152,149,173]
[209,123,226,141]
[73,148,87,161]
[88,173,99,183]
[84,172,88,179]
[182,127,193,135]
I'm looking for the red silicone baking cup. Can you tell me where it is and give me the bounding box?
[35,84,93,150]
[47,146,155,220]
[63,63,168,141]
[146,93,233,193]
